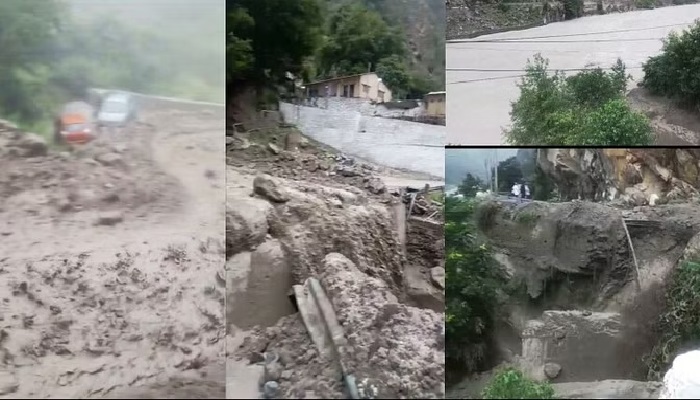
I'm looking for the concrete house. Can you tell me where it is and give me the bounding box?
[423,91,446,117]
[305,72,393,103]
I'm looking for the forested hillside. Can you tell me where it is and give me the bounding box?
[228,0,444,104]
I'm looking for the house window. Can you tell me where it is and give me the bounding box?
[362,84,370,94]
[378,90,385,102]
[437,97,444,103]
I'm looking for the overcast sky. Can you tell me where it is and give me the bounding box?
[445,148,519,187]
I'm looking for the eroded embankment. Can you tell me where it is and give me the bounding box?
[456,198,700,398]
[226,124,445,399]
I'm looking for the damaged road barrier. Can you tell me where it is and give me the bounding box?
[293,277,363,399]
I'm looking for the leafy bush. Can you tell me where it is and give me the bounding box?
[646,259,700,380]
[506,54,653,146]
[562,0,584,19]
[446,197,508,377]
[482,367,556,399]
[635,0,656,8]
[643,21,700,108]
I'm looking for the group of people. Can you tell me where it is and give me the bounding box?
[510,181,531,202]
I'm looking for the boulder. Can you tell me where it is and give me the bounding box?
[17,133,48,157]
[226,197,272,256]
[94,211,124,226]
[95,152,124,167]
[253,175,289,203]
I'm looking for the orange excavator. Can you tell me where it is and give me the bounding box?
[53,101,97,145]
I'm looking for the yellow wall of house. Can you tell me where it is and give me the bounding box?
[425,94,445,116]
[306,74,392,103]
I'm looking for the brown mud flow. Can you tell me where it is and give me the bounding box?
[226,113,445,399]
[0,101,226,398]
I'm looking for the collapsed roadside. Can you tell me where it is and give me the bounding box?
[226,113,445,399]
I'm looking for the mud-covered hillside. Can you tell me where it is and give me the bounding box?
[535,148,700,205]
[446,0,699,39]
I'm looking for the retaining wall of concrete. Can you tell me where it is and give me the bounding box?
[279,101,445,178]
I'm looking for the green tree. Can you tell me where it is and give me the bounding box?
[0,0,64,123]
[458,173,485,197]
[376,55,410,98]
[493,157,523,193]
[576,98,653,145]
[446,197,508,377]
[227,0,323,88]
[643,21,700,108]
[227,5,255,82]
[318,3,405,77]
[506,54,653,146]
[646,259,700,380]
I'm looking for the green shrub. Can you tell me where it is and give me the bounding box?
[482,367,556,399]
[562,0,584,19]
[643,21,700,108]
[635,0,656,8]
[506,54,653,146]
[497,1,511,12]
[646,259,700,380]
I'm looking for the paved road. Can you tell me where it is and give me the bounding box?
[446,4,700,145]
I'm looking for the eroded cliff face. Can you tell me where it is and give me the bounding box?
[537,148,700,205]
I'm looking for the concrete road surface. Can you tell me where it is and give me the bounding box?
[446,4,700,145]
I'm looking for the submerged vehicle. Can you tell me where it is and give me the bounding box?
[54,101,96,145]
[97,91,137,128]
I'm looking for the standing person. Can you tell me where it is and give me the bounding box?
[511,182,520,199]
[524,183,531,200]
[519,181,525,203]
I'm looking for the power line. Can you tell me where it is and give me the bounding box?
[455,37,666,44]
[447,46,664,54]
[447,64,644,74]
[448,74,526,84]
[447,65,644,85]
[448,22,692,43]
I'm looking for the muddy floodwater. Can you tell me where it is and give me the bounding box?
[446,4,700,145]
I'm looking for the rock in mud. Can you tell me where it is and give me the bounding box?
[226,197,272,256]
[430,267,445,290]
[264,381,279,398]
[17,133,48,157]
[366,178,386,195]
[264,361,283,382]
[95,152,124,167]
[544,362,562,379]
[95,211,124,226]
[0,370,19,395]
[267,142,281,155]
[253,175,289,203]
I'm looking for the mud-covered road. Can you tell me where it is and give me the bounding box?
[0,100,226,398]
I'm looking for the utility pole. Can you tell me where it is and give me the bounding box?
[493,149,499,194]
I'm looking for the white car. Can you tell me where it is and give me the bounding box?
[97,92,137,128]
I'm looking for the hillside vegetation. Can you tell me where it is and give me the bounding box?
[228,0,444,106]
[0,0,223,138]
